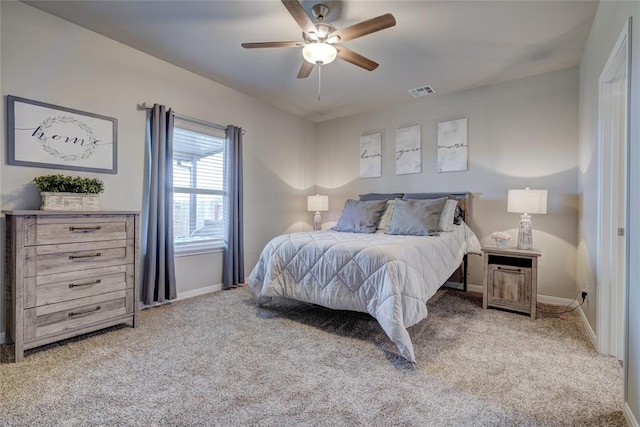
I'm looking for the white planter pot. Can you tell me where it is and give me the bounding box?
[40,192,100,211]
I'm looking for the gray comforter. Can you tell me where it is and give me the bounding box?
[248,222,481,363]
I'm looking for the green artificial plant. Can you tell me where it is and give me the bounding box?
[32,174,105,194]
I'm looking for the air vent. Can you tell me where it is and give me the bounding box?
[408,85,435,97]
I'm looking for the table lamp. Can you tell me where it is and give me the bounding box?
[507,187,547,249]
[307,194,329,231]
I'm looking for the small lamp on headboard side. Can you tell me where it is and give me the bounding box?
[307,194,329,231]
[507,188,547,250]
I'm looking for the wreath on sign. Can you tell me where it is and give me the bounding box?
[37,115,97,162]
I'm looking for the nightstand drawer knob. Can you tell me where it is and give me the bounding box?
[497,266,521,272]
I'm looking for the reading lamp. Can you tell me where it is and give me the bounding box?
[307,194,329,231]
[507,188,548,250]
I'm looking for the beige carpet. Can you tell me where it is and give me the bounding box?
[1,287,625,426]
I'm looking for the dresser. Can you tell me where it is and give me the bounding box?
[4,210,140,362]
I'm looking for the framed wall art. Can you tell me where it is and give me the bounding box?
[359,132,382,178]
[437,118,468,173]
[395,124,421,175]
[7,95,118,174]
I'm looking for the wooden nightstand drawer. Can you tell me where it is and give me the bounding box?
[487,264,532,311]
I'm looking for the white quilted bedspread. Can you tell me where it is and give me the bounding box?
[248,222,481,363]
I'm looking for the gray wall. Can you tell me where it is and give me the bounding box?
[578,1,640,423]
[0,2,317,332]
[315,68,580,297]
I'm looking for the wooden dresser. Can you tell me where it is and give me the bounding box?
[4,210,140,362]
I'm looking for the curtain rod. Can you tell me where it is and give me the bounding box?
[137,102,245,134]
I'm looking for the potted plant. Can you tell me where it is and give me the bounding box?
[32,174,104,211]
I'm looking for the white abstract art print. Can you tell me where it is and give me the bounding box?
[395,125,421,175]
[437,118,468,173]
[359,132,382,178]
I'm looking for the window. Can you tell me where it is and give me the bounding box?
[172,121,226,254]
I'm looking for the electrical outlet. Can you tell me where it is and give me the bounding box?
[581,291,588,301]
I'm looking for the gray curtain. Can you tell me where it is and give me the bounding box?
[142,104,177,304]
[222,125,244,289]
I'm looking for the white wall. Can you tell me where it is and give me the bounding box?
[578,2,640,424]
[316,68,579,297]
[0,2,316,332]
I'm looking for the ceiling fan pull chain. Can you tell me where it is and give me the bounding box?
[318,65,322,102]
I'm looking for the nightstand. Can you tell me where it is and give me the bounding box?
[482,246,541,319]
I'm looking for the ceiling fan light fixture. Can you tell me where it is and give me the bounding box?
[302,42,337,65]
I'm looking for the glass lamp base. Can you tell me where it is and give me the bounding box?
[517,214,533,249]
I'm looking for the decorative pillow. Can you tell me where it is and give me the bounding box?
[402,193,466,225]
[437,199,459,232]
[332,199,387,233]
[359,193,404,201]
[376,200,395,232]
[454,205,464,225]
[387,197,448,236]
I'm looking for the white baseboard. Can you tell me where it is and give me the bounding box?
[537,294,577,307]
[467,283,482,293]
[139,284,223,310]
[578,305,598,351]
[625,402,640,427]
[464,284,576,308]
[176,283,222,301]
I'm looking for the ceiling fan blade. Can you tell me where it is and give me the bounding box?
[330,13,396,42]
[336,47,379,71]
[241,41,303,49]
[281,0,317,36]
[297,61,314,79]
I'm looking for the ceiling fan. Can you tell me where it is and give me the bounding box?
[241,0,396,79]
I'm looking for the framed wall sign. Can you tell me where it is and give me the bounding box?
[395,124,421,175]
[360,132,382,178]
[7,95,118,174]
[437,118,468,173]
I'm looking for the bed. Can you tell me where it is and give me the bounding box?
[248,192,481,363]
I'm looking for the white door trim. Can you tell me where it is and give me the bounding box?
[596,18,630,360]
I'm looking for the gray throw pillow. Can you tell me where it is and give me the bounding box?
[332,199,387,233]
[387,197,448,236]
[376,200,395,232]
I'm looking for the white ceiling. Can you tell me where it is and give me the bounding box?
[23,0,599,123]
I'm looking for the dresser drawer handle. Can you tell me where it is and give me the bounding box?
[497,266,522,272]
[69,279,102,288]
[68,306,101,317]
[69,252,102,260]
[69,226,102,232]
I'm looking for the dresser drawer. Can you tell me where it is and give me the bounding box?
[25,215,135,245]
[24,289,133,341]
[25,239,134,277]
[24,264,134,308]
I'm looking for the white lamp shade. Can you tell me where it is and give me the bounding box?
[307,194,329,212]
[302,43,337,65]
[507,189,548,214]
